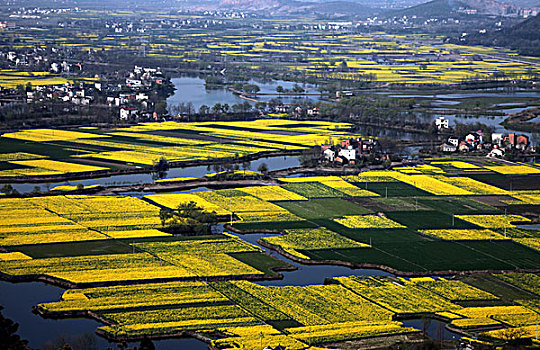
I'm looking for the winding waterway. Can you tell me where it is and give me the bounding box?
[2,78,496,346]
[5,155,302,194]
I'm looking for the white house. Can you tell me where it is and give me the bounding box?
[435,116,449,129]
[338,147,356,161]
[126,79,143,88]
[120,107,138,120]
[442,143,457,152]
[136,93,148,101]
[323,149,335,162]
[487,148,504,158]
[491,133,503,146]
[448,137,459,147]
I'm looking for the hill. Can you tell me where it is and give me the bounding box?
[459,13,540,56]
[387,0,519,18]
[218,0,376,16]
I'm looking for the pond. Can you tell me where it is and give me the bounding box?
[0,281,208,350]
[167,76,319,111]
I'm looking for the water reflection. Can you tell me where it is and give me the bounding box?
[0,281,209,350]
[167,76,319,111]
[227,232,393,287]
[401,319,461,341]
[5,155,301,194]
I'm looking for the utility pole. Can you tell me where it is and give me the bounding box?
[230,197,233,226]
[260,332,263,350]
[536,314,538,340]
[504,208,507,237]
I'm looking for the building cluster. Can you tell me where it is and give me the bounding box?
[0,58,168,121]
[321,137,382,165]
[440,131,533,157]
[25,82,94,105]
[106,66,165,120]
[274,105,319,117]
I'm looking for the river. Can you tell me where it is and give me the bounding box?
[6,155,302,194]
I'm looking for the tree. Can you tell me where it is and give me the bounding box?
[155,101,167,116]
[152,157,170,180]
[211,103,222,114]
[160,201,219,235]
[0,184,18,196]
[244,84,260,94]
[241,160,251,176]
[299,147,320,167]
[199,104,209,115]
[139,337,155,350]
[276,85,284,94]
[242,101,252,112]
[257,162,269,174]
[292,84,304,93]
[0,306,29,350]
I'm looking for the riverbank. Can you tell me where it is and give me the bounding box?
[0,149,303,185]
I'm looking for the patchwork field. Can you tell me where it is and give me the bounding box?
[0,119,359,179]
[3,24,539,85]
[1,158,539,348]
[31,275,540,348]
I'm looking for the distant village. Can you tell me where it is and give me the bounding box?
[0,57,170,121]
[435,116,534,158]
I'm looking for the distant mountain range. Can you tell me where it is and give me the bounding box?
[197,0,535,17]
[213,0,377,16]
[7,0,537,18]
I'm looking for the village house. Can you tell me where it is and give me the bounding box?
[435,116,449,130]
[323,148,336,162]
[441,143,457,153]
[307,107,319,116]
[338,146,356,162]
[120,107,138,120]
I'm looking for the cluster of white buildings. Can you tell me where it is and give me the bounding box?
[322,138,381,165]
